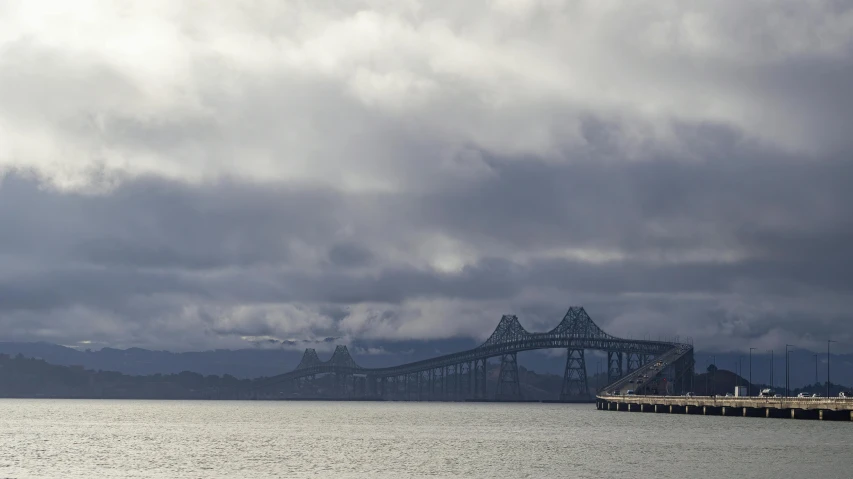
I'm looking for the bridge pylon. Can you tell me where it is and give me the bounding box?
[495,353,522,401]
[627,352,640,374]
[607,350,623,386]
[473,358,488,399]
[559,348,589,401]
[335,372,352,397]
[672,349,695,395]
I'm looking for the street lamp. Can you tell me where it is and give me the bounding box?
[749,347,756,396]
[814,354,819,385]
[711,355,716,396]
[768,349,774,392]
[828,340,836,398]
[739,356,743,389]
[785,344,794,397]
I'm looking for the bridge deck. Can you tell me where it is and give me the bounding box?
[597,395,853,420]
[244,307,694,401]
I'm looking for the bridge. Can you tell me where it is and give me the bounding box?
[246,307,695,401]
[597,395,853,421]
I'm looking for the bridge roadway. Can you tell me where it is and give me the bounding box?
[597,395,853,421]
[248,307,695,401]
[602,344,694,396]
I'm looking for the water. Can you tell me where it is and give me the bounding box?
[0,399,850,478]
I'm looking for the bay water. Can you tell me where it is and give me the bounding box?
[0,399,849,478]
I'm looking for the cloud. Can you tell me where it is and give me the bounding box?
[0,0,851,354]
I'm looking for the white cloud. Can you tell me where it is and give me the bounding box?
[0,1,851,352]
[2,0,851,192]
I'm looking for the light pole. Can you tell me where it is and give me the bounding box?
[739,356,743,389]
[828,340,836,398]
[749,348,755,396]
[814,354,819,386]
[768,349,774,392]
[711,355,716,396]
[785,344,794,397]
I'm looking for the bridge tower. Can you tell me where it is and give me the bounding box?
[495,353,522,400]
[460,361,473,399]
[627,352,641,374]
[353,376,366,397]
[672,349,695,395]
[334,372,352,397]
[607,351,623,386]
[560,349,589,400]
[473,358,488,399]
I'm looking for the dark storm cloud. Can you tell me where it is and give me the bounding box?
[3,133,853,351]
[1,0,852,352]
[326,242,375,268]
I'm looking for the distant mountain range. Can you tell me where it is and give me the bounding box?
[0,341,850,388]
[0,339,490,378]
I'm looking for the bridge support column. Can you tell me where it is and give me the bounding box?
[672,350,695,395]
[473,358,488,400]
[793,409,819,420]
[627,352,640,374]
[421,371,428,401]
[607,350,623,385]
[454,363,461,399]
[442,366,448,398]
[334,373,348,398]
[468,361,476,399]
[559,349,589,401]
[495,353,522,401]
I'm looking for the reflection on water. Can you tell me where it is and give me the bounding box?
[0,399,850,478]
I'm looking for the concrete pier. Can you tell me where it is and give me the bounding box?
[597,395,853,421]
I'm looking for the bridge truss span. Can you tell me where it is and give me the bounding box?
[249,307,693,402]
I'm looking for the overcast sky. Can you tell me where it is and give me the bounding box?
[1,1,852,354]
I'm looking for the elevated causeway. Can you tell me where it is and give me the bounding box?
[247,307,695,401]
[597,395,853,421]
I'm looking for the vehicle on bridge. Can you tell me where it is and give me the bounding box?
[759,388,775,398]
